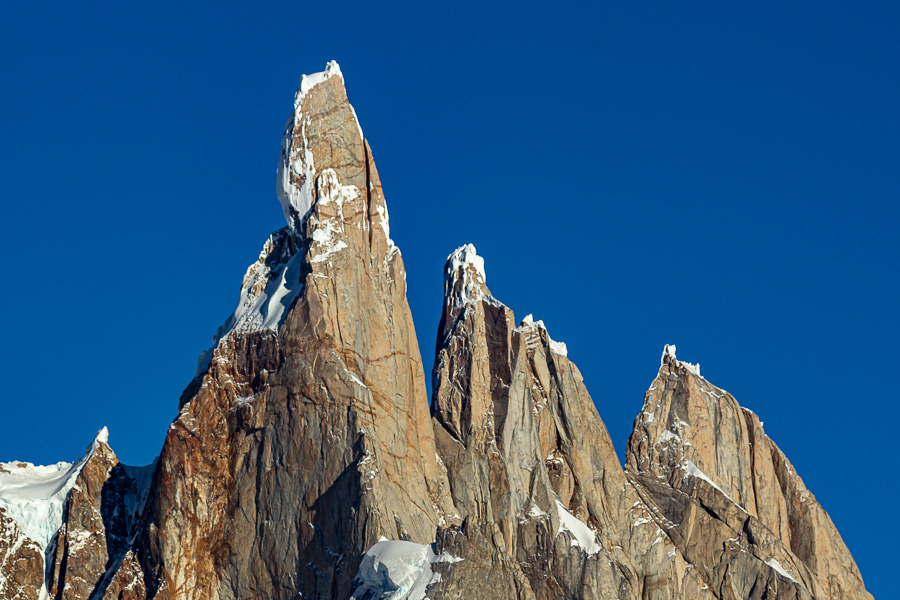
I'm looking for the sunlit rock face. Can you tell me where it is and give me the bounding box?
[0,62,872,600]
[624,347,873,600]
[136,61,455,600]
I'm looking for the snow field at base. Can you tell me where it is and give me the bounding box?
[351,540,463,600]
[555,499,601,555]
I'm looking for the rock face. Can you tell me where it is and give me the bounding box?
[0,509,43,600]
[424,246,711,600]
[624,347,873,600]
[136,60,455,600]
[0,428,152,600]
[46,429,153,600]
[0,62,873,600]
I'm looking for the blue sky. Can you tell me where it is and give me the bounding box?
[1,2,896,594]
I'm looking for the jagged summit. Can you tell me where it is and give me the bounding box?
[440,245,570,358]
[519,313,568,357]
[145,62,454,600]
[93,425,109,446]
[0,427,110,552]
[0,62,873,600]
[292,59,343,109]
[660,343,701,376]
[276,59,364,231]
[195,61,395,375]
[626,347,872,599]
[443,244,498,310]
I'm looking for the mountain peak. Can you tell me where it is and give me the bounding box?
[93,425,109,446]
[0,61,873,600]
[519,314,568,357]
[661,343,700,376]
[443,244,497,311]
[277,59,363,230]
[292,59,343,108]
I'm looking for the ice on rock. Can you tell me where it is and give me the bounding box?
[682,459,747,512]
[657,429,680,444]
[519,314,569,357]
[293,60,343,109]
[276,60,364,229]
[444,244,501,311]
[351,540,463,600]
[308,168,359,264]
[196,229,303,375]
[277,60,345,227]
[765,557,798,583]
[661,344,700,377]
[555,500,600,555]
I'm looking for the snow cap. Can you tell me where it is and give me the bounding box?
[444,244,495,310]
[293,60,343,108]
[519,314,569,357]
[95,426,109,445]
[277,60,359,230]
[661,344,700,377]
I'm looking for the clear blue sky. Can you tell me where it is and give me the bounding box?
[1,2,896,595]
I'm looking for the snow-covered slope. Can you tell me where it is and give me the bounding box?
[0,427,108,551]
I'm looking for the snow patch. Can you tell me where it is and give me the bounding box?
[765,558,797,583]
[682,460,721,492]
[307,169,359,264]
[681,459,746,512]
[658,430,680,444]
[196,230,303,374]
[555,500,600,555]
[351,540,462,600]
[376,203,395,250]
[548,340,568,356]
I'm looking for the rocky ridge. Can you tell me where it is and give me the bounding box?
[0,62,873,600]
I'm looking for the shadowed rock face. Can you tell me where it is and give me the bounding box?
[0,63,872,600]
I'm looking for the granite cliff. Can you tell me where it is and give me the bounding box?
[0,62,872,600]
